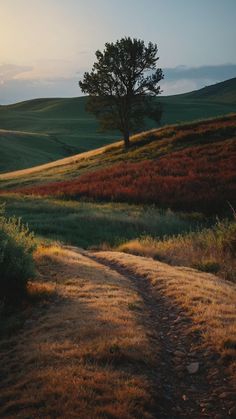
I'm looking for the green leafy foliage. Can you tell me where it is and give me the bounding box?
[79,37,163,147]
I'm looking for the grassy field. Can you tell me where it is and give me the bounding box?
[0,77,235,173]
[3,114,235,214]
[0,98,120,172]
[119,219,236,281]
[0,129,72,173]
[0,95,235,282]
[2,193,235,282]
[0,194,201,249]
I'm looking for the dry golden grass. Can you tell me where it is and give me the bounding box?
[118,220,236,282]
[0,246,158,418]
[96,251,236,369]
[26,280,56,302]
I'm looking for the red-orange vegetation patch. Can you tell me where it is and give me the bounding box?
[12,138,236,213]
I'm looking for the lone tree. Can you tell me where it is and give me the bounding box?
[79,37,164,148]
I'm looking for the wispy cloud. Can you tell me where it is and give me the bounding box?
[0,77,79,104]
[161,63,236,95]
[164,63,236,81]
[0,63,235,104]
[0,64,33,82]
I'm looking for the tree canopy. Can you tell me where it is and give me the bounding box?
[79,37,164,147]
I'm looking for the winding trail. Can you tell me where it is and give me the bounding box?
[0,247,235,418]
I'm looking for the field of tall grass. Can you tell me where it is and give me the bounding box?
[0,194,202,249]
[119,219,236,282]
[1,194,235,281]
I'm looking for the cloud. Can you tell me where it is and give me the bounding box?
[0,64,33,82]
[160,79,199,96]
[163,64,236,81]
[0,77,80,105]
[0,63,235,104]
[160,63,236,95]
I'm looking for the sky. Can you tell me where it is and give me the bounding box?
[0,0,236,104]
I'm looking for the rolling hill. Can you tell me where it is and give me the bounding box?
[181,77,236,103]
[0,97,121,173]
[1,113,236,214]
[0,77,235,174]
[0,129,73,173]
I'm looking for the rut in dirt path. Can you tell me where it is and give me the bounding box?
[0,246,235,419]
[0,246,161,419]
[90,250,235,419]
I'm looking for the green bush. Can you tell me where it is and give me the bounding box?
[0,205,35,304]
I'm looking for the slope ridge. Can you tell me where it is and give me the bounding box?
[183,77,236,103]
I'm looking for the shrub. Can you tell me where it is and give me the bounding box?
[0,206,36,304]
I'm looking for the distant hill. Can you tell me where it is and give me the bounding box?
[158,77,236,125]
[0,77,235,173]
[181,77,236,104]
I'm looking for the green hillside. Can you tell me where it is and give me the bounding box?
[0,77,235,174]
[0,129,71,173]
[1,113,235,190]
[182,77,236,104]
[159,77,236,125]
[0,97,121,153]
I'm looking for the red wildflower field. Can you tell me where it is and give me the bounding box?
[13,138,236,213]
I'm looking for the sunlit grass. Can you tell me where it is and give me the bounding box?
[119,219,236,282]
[97,250,236,369]
[0,194,201,248]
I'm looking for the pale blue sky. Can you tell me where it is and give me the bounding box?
[0,0,235,103]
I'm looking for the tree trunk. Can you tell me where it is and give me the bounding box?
[123,130,130,148]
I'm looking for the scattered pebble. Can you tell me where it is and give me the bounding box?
[187,362,199,374]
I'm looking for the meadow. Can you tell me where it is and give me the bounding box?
[0,194,200,248]
[0,193,235,282]
[7,114,236,214]
[0,112,235,281]
[0,129,68,173]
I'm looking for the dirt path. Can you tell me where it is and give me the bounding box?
[0,247,235,418]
